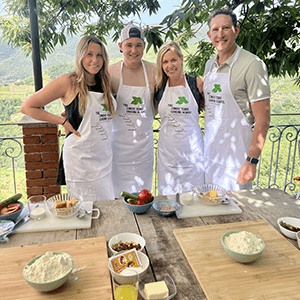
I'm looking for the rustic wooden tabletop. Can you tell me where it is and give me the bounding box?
[0,188,298,300]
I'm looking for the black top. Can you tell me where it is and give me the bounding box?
[154,74,203,114]
[56,80,103,185]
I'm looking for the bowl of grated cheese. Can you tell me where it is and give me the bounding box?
[153,200,180,217]
[23,251,74,292]
[221,231,265,263]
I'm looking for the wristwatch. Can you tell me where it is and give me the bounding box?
[246,156,259,165]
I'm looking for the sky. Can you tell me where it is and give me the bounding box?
[0,0,182,23]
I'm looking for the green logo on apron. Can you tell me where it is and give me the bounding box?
[131,96,143,105]
[176,96,188,105]
[101,104,108,111]
[212,84,222,93]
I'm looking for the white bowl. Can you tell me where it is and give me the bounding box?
[108,252,149,285]
[194,184,226,206]
[23,252,74,292]
[277,217,300,240]
[46,193,82,218]
[108,232,146,255]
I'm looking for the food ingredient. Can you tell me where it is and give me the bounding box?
[121,190,153,206]
[112,240,142,252]
[0,193,22,210]
[23,251,72,283]
[137,189,153,205]
[224,231,264,254]
[144,281,169,299]
[109,249,141,274]
[280,221,300,232]
[0,203,21,215]
[114,285,137,300]
[30,206,46,220]
[204,190,218,197]
[160,204,175,212]
[52,197,79,216]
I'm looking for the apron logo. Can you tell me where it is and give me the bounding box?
[101,104,108,111]
[212,84,222,93]
[131,96,143,105]
[176,96,188,105]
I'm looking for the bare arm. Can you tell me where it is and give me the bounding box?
[20,75,81,137]
[237,99,270,185]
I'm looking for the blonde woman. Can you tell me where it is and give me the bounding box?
[21,35,116,201]
[154,41,205,195]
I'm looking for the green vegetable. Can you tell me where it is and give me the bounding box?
[0,193,22,209]
[120,191,138,200]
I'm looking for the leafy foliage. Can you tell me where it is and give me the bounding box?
[1,0,299,83]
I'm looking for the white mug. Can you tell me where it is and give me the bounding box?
[296,231,300,249]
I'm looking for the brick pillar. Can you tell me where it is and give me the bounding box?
[19,115,61,199]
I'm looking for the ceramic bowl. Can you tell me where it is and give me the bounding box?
[46,193,82,218]
[108,232,146,255]
[108,251,149,285]
[139,274,177,300]
[277,217,300,240]
[23,252,74,292]
[194,184,226,206]
[0,201,24,222]
[153,200,180,217]
[123,193,153,214]
[221,231,265,263]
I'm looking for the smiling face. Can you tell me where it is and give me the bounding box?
[81,42,103,76]
[118,37,145,64]
[207,14,240,57]
[161,48,183,80]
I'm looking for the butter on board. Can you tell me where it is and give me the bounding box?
[109,249,142,274]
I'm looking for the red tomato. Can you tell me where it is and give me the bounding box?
[138,189,153,205]
[0,203,21,215]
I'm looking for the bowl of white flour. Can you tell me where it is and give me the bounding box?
[221,231,265,263]
[23,251,74,291]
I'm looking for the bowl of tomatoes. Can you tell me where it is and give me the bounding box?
[122,190,154,214]
[0,201,24,222]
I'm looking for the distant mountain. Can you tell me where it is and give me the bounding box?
[0,35,123,85]
[0,27,209,85]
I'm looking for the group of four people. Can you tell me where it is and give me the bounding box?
[21,7,270,202]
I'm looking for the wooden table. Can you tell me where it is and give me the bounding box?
[1,188,299,299]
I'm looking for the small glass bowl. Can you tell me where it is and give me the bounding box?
[46,193,82,218]
[194,184,226,206]
[139,274,177,300]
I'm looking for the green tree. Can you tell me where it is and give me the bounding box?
[0,0,160,59]
[1,0,299,82]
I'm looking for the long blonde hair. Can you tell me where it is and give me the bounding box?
[71,35,115,117]
[155,41,183,90]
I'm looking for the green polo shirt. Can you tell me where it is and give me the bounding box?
[204,45,270,125]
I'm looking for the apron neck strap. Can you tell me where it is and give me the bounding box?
[120,60,149,87]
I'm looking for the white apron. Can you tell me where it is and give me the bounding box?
[112,60,154,197]
[203,48,253,191]
[157,77,205,195]
[63,92,116,201]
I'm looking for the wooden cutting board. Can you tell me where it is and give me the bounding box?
[0,237,112,300]
[174,219,300,300]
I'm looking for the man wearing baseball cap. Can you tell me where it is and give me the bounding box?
[109,23,156,198]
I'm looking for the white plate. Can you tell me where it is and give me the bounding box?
[277,217,300,240]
